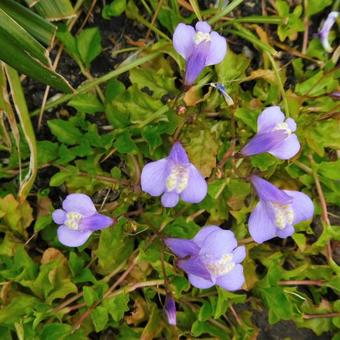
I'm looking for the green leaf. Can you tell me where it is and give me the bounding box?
[141,125,163,149]
[185,129,218,177]
[318,160,340,180]
[102,0,127,19]
[305,119,340,156]
[216,49,250,83]
[191,320,229,338]
[68,93,104,114]
[83,286,99,307]
[47,119,82,145]
[77,28,102,67]
[91,306,108,332]
[251,153,278,171]
[39,323,72,340]
[114,131,138,154]
[295,70,339,97]
[235,107,258,131]
[95,218,134,275]
[198,300,214,321]
[34,215,52,233]
[0,194,33,237]
[68,252,85,277]
[103,294,130,321]
[0,294,39,326]
[56,24,82,64]
[129,67,176,99]
[258,286,293,324]
[306,0,332,16]
[37,141,59,166]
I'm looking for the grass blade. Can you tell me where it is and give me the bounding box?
[0,29,73,92]
[208,0,244,25]
[0,8,50,66]
[0,0,55,45]
[4,65,38,202]
[27,0,76,21]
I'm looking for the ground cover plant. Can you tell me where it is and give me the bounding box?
[0,0,339,339]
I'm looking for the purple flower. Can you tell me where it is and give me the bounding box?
[141,142,207,208]
[241,106,300,160]
[52,193,113,247]
[173,21,227,85]
[249,175,314,244]
[319,11,339,53]
[165,226,245,291]
[164,295,176,326]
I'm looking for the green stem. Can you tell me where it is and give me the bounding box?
[208,0,244,25]
[266,52,289,116]
[220,15,284,25]
[189,0,202,21]
[31,51,161,116]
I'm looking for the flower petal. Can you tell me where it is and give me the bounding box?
[284,190,314,224]
[216,264,244,291]
[257,106,285,132]
[161,192,179,207]
[233,246,246,263]
[185,41,209,85]
[241,130,288,156]
[251,175,292,204]
[57,225,92,247]
[319,11,339,52]
[164,238,200,258]
[205,31,227,66]
[173,23,195,60]
[178,256,211,280]
[193,225,221,247]
[188,273,215,289]
[62,193,96,216]
[248,201,278,244]
[276,225,295,238]
[180,165,207,204]
[200,229,237,258]
[141,159,168,196]
[195,21,211,33]
[269,134,300,160]
[168,142,189,164]
[80,213,113,231]
[52,209,66,224]
[164,296,176,326]
[286,118,297,132]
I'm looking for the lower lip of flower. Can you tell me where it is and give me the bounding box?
[203,253,235,277]
[166,165,189,193]
[272,202,294,229]
[273,122,292,136]
[194,31,211,45]
[64,212,82,230]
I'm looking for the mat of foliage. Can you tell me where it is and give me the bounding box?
[0,0,340,339]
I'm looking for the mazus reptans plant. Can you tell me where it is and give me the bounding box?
[141,142,207,208]
[248,175,314,244]
[173,21,227,85]
[52,193,113,247]
[165,226,245,291]
[241,106,300,160]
